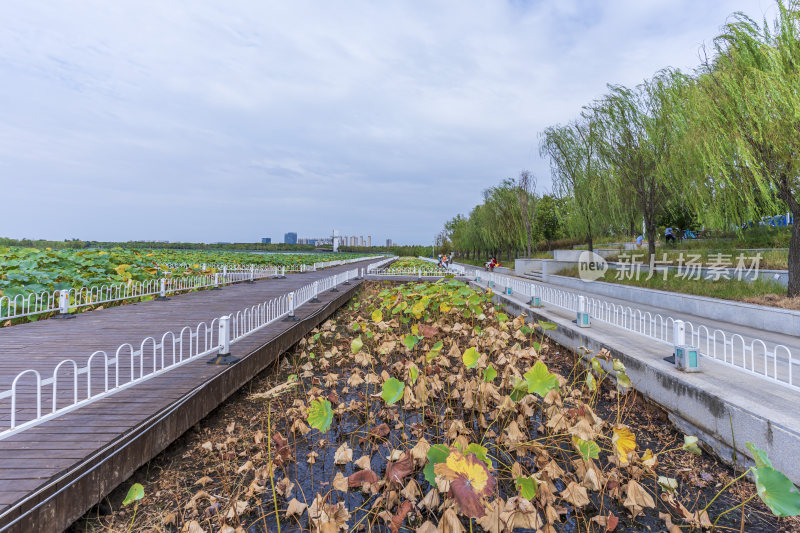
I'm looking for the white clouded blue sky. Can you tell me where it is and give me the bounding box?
[0,0,775,244]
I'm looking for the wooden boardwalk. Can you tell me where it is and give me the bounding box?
[0,261,373,532]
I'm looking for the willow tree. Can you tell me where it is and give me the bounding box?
[483,179,526,259]
[517,171,538,257]
[682,2,800,295]
[590,73,679,258]
[540,116,606,253]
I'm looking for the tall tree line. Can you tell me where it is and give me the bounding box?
[445,1,800,295]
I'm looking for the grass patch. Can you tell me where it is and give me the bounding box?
[456,257,516,269]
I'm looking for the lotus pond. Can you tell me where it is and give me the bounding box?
[0,247,370,298]
[74,280,800,533]
[385,257,446,272]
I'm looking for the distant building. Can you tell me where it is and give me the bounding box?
[350,236,357,246]
[261,238,272,244]
[284,232,297,244]
[367,236,372,247]
[386,239,392,247]
[359,235,365,247]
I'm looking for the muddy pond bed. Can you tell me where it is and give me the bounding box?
[71,280,800,533]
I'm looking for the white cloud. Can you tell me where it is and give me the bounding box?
[0,0,774,243]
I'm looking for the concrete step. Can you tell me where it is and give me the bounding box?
[522,271,543,281]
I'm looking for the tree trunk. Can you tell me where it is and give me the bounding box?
[587,234,593,254]
[788,207,800,296]
[646,222,657,260]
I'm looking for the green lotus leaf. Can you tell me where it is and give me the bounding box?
[753,466,800,517]
[423,444,451,484]
[462,347,480,369]
[515,476,539,500]
[746,441,772,468]
[585,372,596,391]
[524,361,559,397]
[351,336,363,354]
[381,378,405,405]
[409,364,419,385]
[307,398,333,433]
[572,436,600,461]
[122,483,144,506]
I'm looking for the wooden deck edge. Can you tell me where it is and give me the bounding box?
[0,283,362,533]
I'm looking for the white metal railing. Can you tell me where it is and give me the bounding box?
[0,267,278,321]
[469,269,798,391]
[370,267,455,277]
[366,256,397,272]
[313,255,385,271]
[0,268,361,439]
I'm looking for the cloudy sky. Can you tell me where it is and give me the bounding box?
[0,1,774,245]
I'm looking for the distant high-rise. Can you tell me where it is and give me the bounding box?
[386,239,392,247]
[261,238,272,244]
[367,236,372,247]
[350,236,357,246]
[284,232,297,244]
[359,235,365,247]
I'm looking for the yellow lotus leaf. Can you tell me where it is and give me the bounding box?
[612,425,637,464]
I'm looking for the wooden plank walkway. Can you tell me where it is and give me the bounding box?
[0,261,373,532]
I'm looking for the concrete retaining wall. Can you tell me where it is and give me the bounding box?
[553,248,618,261]
[546,274,800,336]
[478,284,800,485]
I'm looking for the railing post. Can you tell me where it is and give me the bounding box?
[311,281,321,303]
[207,315,239,365]
[330,274,340,292]
[53,290,75,319]
[283,292,300,322]
[505,278,512,295]
[156,278,170,301]
[529,284,541,308]
[212,272,222,290]
[274,266,286,279]
[248,265,255,283]
[672,320,700,372]
[577,295,590,328]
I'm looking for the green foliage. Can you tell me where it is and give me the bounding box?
[515,476,539,500]
[462,347,480,369]
[483,365,497,383]
[403,334,420,350]
[0,247,373,309]
[524,361,560,397]
[753,466,800,517]
[122,483,144,506]
[408,364,419,385]
[307,399,333,433]
[381,378,405,405]
[350,336,363,354]
[424,444,451,484]
[572,437,600,461]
